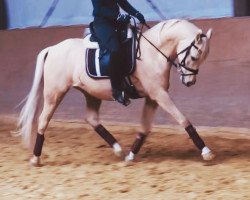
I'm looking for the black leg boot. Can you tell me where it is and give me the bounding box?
[109,51,130,106]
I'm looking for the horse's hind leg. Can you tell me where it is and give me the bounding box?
[30,89,68,166]
[84,93,122,157]
[126,97,158,161]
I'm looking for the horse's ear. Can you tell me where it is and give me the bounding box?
[195,29,203,43]
[206,28,213,40]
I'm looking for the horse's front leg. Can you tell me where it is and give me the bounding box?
[152,89,215,161]
[126,97,158,162]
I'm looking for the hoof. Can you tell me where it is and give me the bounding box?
[124,156,133,162]
[29,156,41,167]
[114,149,124,158]
[124,151,135,163]
[202,151,216,161]
[116,160,134,167]
[124,159,135,166]
[113,143,123,158]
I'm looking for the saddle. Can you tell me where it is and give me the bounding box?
[84,22,140,99]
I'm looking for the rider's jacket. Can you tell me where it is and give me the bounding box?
[92,0,138,21]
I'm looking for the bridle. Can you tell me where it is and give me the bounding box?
[176,40,203,76]
[136,23,207,78]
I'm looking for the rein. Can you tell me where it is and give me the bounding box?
[136,23,205,76]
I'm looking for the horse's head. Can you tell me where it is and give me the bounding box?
[176,28,212,87]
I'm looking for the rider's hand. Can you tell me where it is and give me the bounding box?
[135,12,145,24]
[117,14,131,24]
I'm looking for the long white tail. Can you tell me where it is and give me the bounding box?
[18,47,49,148]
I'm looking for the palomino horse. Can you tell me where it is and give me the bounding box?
[18,19,215,166]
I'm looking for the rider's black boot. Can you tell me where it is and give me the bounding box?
[112,89,130,106]
[109,51,130,106]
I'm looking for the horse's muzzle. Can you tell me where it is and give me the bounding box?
[183,80,196,87]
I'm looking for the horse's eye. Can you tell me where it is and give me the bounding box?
[191,56,198,61]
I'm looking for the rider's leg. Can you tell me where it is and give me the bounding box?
[109,49,130,106]
[93,19,130,106]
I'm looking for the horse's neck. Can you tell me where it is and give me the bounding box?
[131,21,183,93]
[136,22,178,77]
[142,21,180,60]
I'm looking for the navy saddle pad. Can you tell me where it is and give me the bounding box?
[85,32,136,79]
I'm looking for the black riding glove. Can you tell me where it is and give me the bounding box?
[117,14,131,24]
[135,12,145,24]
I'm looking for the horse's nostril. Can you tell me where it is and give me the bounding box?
[186,81,195,87]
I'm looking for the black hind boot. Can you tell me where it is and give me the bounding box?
[109,51,130,106]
